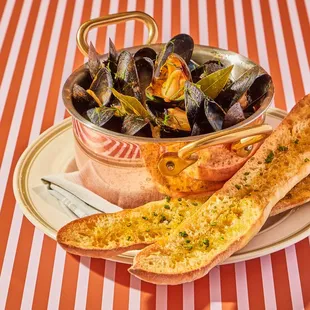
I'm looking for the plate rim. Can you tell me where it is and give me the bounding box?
[13,108,310,265]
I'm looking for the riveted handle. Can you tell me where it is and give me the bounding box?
[76,11,159,56]
[158,124,273,176]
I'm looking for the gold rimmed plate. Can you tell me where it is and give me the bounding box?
[13,108,310,264]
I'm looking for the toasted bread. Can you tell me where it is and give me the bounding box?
[271,176,310,216]
[129,95,310,284]
[56,177,309,259]
[57,197,205,258]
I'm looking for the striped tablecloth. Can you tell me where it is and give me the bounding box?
[0,0,309,309]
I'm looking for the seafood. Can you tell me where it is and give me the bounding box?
[72,34,271,138]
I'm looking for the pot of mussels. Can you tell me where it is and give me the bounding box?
[62,12,274,208]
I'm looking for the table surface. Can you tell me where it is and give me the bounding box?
[0,0,310,309]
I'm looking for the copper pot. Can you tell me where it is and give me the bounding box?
[62,12,274,208]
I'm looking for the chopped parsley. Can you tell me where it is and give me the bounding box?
[294,139,299,144]
[165,196,171,202]
[184,245,193,250]
[127,236,132,241]
[278,145,288,152]
[185,239,191,243]
[210,222,217,226]
[179,231,188,237]
[153,212,158,216]
[244,172,250,176]
[203,239,210,247]
[126,223,132,227]
[192,202,198,206]
[142,216,148,220]
[305,158,310,163]
[235,184,241,190]
[178,198,182,201]
[164,204,170,210]
[265,151,274,163]
[160,215,167,223]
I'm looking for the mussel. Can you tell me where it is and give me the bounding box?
[154,33,194,78]
[86,107,115,127]
[146,53,191,102]
[121,114,151,136]
[185,82,225,135]
[72,84,98,113]
[134,47,157,62]
[244,74,272,112]
[72,34,272,139]
[216,66,259,110]
[135,57,154,103]
[223,102,245,128]
[87,66,113,106]
[116,50,142,103]
[88,42,102,79]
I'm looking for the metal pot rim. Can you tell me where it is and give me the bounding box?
[62,43,274,143]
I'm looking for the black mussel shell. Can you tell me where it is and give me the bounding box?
[87,67,113,106]
[244,74,271,113]
[121,114,151,136]
[204,97,225,131]
[72,84,98,113]
[191,65,205,83]
[184,81,205,129]
[154,34,194,77]
[134,47,157,62]
[223,102,245,128]
[86,107,115,127]
[216,66,259,110]
[203,60,225,76]
[88,42,102,79]
[105,38,118,75]
[116,50,142,103]
[191,60,225,83]
[135,57,154,103]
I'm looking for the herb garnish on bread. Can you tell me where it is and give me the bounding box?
[129,94,310,284]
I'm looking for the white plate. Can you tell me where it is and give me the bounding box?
[13,109,310,264]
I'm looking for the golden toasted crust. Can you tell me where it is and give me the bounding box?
[271,176,310,216]
[129,94,310,285]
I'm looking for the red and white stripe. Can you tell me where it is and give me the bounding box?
[0,1,309,309]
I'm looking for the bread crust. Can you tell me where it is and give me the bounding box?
[129,94,310,284]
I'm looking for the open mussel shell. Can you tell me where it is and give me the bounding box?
[184,81,205,128]
[121,114,151,136]
[203,60,225,76]
[191,59,225,83]
[216,66,259,111]
[204,97,225,131]
[135,57,154,103]
[72,84,98,113]
[87,67,113,106]
[191,65,205,83]
[86,107,115,127]
[154,33,194,78]
[223,102,245,129]
[88,42,102,79]
[146,53,191,103]
[134,47,157,62]
[116,50,142,103]
[244,73,272,112]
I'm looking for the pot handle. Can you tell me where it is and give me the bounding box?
[158,124,273,176]
[76,11,159,56]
